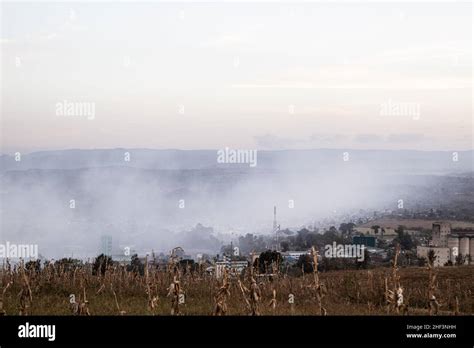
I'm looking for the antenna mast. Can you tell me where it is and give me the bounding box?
[273,206,280,250]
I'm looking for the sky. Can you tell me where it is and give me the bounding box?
[1,1,472,153]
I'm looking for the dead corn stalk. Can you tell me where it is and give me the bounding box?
[213,268,230,316]
[0,281,12,316]
[237,277,261,316]
[427,257,440,315]
[385,245,408,315]
[311,247,326,315]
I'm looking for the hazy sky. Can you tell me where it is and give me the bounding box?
[1,1,472,153]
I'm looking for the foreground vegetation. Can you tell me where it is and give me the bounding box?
[1,248,473,316]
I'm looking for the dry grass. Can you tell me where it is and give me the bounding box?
[0,260,473,316]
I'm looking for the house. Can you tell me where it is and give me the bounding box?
[353,227,373,235]
[281,250,310,262]
[366,247,388,262]
[352,235,376,247]
[213,260,249,278]
[354,226,397,241]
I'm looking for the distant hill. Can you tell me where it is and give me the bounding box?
[1,148,472,174]
[1,148,472,258]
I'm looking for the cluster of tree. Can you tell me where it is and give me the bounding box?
[339,223,356,235]
[296,254,314,273]
[93,254,113,275]
[284,228,346,251]
[236,225,361,256]
[25,258,84,273]
[253,250,282,274]
[418,249,472,267]
[237,234,268,255]
[444,254,472,266]
[236,226,354,256]
[295,249,371,273]
[93,254,203,276]
[393,225,416,250]
[25,259,41,272]
[176,259,200,274]
[128,254,145,275]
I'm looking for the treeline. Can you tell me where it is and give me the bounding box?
[232,223,419,255]
[20,254,203,277]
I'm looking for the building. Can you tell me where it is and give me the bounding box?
[417,223,474,265]
[417,246,450,267]
[366,247,388,262]
[352,235,376,247]
[353,227,397,241]
[448,229,474,264]
[281,250,310,262]
[214,260,249,278]
[431,222,451,247]
[100,235,113,256]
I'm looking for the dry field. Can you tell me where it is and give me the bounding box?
[1,252,473,316]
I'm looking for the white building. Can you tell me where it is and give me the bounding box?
[214,260,249,278]
[416,246,450,267]
[420,222,474,266]
[100,235,113,256]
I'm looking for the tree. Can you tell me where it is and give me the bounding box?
[254,250,282,274]
[280,241,290,252]
[427,249,437,267]
[25,259,41,273]
[93,254,113,275]
[238,233,266,254]
[395,230,415,251]
[128,254,144,275]
[377,239,388,249]
[396,225,406,237]
[321,230,343,246]
[178,259,197,274]
[355,249,370,269]
[455,253,466,266]
[339,223,356,235]
[370,225,381,235]
[417,256,427,267]
[295,228,311,249]
[296,254,314,273]
[55,258,83,272]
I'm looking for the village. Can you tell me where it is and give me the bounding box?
[91,206,474,279]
